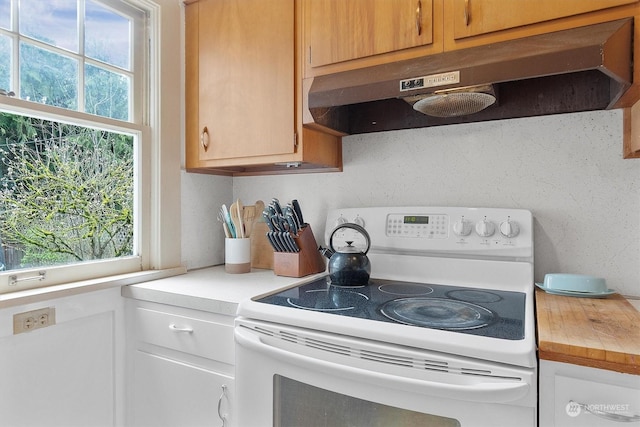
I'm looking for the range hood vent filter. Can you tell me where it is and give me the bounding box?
[407,85,497,117]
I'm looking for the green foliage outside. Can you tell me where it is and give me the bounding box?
[16,42,129,121]
[0,112,134,270]
[0,2,135,271]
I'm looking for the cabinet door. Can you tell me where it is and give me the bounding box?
[450,0,638,40]
[539,361,640,427]
[0,289,124,426]
[131,350,234,427]
[307,0,434,68]
[195,0,294,162]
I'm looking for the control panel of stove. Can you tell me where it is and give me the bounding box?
[325,207,533,259]
[386,213,449,238]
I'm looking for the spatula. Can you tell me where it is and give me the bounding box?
[221,204,236,238]
[243,204,257,237]
[230,200,244,238]
[236,199,245,238]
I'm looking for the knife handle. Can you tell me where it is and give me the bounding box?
[267,231,283,252]
[263,212,275,232]
[292,199,305,226]
[271,198,283,215]
[284,232,299,252]
[284,210,299,235]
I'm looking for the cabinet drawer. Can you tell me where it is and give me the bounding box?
[540,367,640,427]
[135,307,234,364]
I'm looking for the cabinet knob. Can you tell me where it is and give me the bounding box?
[464,0,471,26]
[201,126,210,151]
[415,0,422,36]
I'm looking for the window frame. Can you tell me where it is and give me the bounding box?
[2,0,146,122]
[0,0,182,293]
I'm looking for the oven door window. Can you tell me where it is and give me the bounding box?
[274,375,461,427]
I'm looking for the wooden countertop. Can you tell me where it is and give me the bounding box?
[536,288,640,375]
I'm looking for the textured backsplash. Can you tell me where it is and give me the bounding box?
[183,109,640,297]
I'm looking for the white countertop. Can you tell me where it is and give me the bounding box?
[121,265,640,318]
[121,265,325,316]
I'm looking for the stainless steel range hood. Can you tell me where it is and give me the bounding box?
[307,19,633,135]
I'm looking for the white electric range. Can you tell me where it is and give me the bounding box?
[235,206,537,427]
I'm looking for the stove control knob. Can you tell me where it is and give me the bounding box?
[499,218,520,238]
[352,215,365,227]
[452,218,472,236]
[475,218,496,237]
[334,215,348,228]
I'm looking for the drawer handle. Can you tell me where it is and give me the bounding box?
[218,384,228,427]
[168,323,193,333]
[570,400,640,423]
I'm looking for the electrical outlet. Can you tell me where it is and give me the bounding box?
[13,307,56,334]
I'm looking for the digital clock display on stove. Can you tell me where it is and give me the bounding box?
[404,215,429,224]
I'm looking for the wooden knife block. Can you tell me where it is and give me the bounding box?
[273,225,326,278]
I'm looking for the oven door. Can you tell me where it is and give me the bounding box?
[235,318,536,427]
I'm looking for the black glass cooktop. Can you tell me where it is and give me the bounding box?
[255,277,526,340]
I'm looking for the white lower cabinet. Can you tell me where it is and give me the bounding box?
[126,300,235,427]
[0,287,125,426]
[539,360,640,426]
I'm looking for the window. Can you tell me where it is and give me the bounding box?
[0,0,157,294]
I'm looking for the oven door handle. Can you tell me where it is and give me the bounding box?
[235,326,530,404]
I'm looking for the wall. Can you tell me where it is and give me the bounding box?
[183,110,640,297]
[181,172,232,269]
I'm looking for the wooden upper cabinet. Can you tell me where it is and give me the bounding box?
[303,0,639,76]
[186,0,294,165]
[449,0,639,40]
[305,0,438,74]
[185,0,342,175]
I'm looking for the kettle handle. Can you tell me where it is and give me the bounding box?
[328,223,371,255]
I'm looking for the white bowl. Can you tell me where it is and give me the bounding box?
[543,273,607,293]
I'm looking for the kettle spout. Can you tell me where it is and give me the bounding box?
[318,246,334,259]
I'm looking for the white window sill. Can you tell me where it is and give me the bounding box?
[0,266,187,309]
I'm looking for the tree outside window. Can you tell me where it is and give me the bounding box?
[0,113,134,270]
[0,0,146,289]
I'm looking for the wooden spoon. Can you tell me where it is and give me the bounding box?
[243,205,257,237]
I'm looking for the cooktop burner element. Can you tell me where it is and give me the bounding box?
[378,283,434,296]
[379,298,494,330]
[286,287,370,312]
[256,277,525,340]
[446,289,503,304]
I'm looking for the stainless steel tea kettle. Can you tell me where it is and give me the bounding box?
[321,223,371,286]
